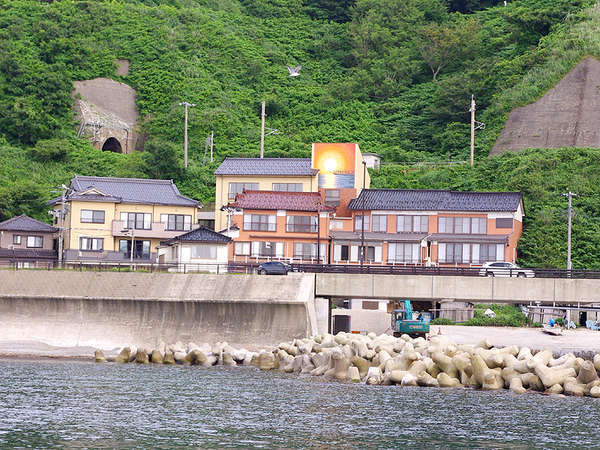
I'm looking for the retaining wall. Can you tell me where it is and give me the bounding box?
[0,271,316,350]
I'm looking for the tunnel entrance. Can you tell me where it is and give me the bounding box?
[102,137,122,153]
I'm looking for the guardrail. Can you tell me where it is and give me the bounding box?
[3,260,600,279]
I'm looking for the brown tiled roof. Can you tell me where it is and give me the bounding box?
[232,191,334,212]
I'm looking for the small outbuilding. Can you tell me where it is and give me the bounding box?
[157,226,231,273]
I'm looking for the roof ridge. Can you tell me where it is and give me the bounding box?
[74,175,173,184]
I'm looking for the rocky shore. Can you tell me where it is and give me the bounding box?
[95,332,600,398]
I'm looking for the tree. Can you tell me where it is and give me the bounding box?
[414,16,479,81]
[142,139,183,180]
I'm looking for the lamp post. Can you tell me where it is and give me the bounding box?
[121,228,134,263]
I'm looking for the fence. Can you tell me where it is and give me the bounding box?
[3,260,600,279]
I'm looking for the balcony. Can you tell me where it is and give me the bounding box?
[111,220,189,240]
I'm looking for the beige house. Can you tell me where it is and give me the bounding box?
[0,215,57,267]
[51,176,200,263]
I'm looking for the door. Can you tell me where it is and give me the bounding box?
[333,315,350,334]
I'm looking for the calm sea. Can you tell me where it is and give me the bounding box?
[0,359,596,448]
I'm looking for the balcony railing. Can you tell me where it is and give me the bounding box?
[111,220,190,239]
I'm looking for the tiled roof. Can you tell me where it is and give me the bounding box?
[164,227,231,245]
[0,248,57,260]
[426,233,509,244]
[330,231,428,242]
[232,191,334,212]
[66,176,200,207]
[0,215,57,233]
[349,189,522,212]
[214,158,318,176]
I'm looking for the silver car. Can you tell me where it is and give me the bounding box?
[479,262,535,278]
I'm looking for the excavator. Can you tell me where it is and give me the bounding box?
[391,300,430,338]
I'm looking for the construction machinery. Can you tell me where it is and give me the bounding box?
[391,300,430,338]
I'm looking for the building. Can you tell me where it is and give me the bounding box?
[51,176,201,263]
[229,190,334,263]
[343,189,524,266]
[213,143,371,232]
[362,152,381,170]
[0,215,58,268]
[157,226,231,272]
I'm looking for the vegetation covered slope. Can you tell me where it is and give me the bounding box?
[1,0,600,268]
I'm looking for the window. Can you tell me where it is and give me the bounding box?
[479,244,497,263]
[79,237,103,251]
[362,246,375,261]
[496,218,513,229]
[160,214,192,231]
[389,243,420,263]
[438,242,503,264]
[272,183,302,192]
[397,215,428,232]
[80,209,105,224]
[341,245,349,261]
[354,215,369,231]
[243,214,276,231]
[191,245,217,259]
[13,235,21,245]
[294,243,317,258]
[26,236,43,248]
[439,217,487,234]
[286,215,317,233]
[120,239,150,259]
[121,212,152,230]
[472,218,487,234]
[324,189,340,207]
[439,243,463,263]
[229,182,258,200]
[251,241,283,257]
[234,242,251,256]
[372,215,387,233]
[331,220,344,230]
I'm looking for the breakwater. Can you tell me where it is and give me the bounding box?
[0,271,323,349]
[101,332,600,399]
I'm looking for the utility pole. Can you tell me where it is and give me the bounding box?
[178,101,196,168]
[360,161,367,266]
[209,131,214,162]
[562,191,578,270]
[470,95,475,167]
[260,100,266,158]
[58,184,67,267]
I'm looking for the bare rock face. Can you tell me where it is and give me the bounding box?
[492,57,600,154]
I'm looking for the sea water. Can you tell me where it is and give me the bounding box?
[0,359,596,448]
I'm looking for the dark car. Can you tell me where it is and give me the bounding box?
[257,261,292,275]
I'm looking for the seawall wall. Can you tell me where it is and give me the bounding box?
[0,271,317,350]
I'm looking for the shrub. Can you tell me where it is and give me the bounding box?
[463,304,527,327]
[431,318,456,325]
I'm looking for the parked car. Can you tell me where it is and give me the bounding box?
[479,262,535,278]
[257,261,292,275]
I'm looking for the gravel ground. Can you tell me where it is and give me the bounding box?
[436,325,600,357]
[0,326,598,360]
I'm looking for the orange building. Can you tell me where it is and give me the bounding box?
[338,189,524,266]
[228,191,334,263]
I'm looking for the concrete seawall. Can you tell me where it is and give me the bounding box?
[0,271,318,350]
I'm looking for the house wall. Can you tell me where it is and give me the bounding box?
[230,209,330,262]
[59,201,197,258]
[214,174,318,231]
[0,230,55,250]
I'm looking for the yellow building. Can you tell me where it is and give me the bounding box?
[213,143,370,232]
[51,176,200,262]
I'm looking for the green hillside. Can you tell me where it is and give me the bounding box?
[1,0,600,268]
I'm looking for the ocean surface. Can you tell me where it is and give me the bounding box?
[0,358,597,448]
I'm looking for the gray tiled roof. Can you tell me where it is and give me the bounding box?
[349,189,522,212]
[0,215,57,233]
[214,158,318,176]
[330,231,428,242]
[68,176,200,207]
[164,227,231,245]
